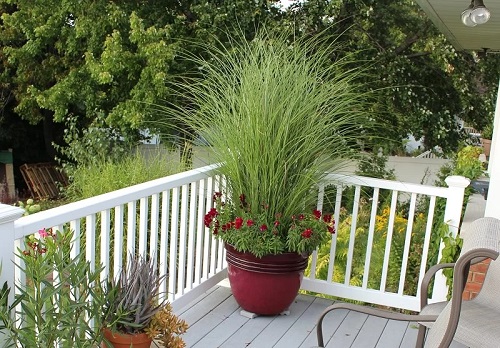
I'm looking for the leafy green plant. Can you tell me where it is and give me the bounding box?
[156,29,376,257]
[436,222,463,299]
[15,199,41,216]
[204,192,335,257]
[0,227,107,347]
[63,148,183,201]
[55,114,137,169]
[425,145,484,287]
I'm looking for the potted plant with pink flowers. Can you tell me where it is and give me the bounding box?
[157,29,374,315]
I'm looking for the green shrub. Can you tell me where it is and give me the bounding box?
[0,228,108,347]
[63,148,184,201]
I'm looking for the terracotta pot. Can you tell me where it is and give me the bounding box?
[102,328,152,348]
[225,243,308,315]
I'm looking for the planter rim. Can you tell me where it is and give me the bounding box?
[225,243,308,274]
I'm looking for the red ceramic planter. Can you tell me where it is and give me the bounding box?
[225,244,308,315]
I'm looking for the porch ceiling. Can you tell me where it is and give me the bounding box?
[415,0,500,52]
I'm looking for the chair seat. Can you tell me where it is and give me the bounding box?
[419,301,448,328]
[423,300,500,348]
[449,300,500,347]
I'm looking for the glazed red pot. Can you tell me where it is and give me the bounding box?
[102,328,152,348]
[225,244,308,315]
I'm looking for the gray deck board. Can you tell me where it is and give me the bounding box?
[375,320,411,347]
[175,282,468,348]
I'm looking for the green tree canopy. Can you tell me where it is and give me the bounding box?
[285,0,500,153]
[0,0,282,159]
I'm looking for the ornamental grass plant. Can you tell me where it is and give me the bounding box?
[158,29,376,257]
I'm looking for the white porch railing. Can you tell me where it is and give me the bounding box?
[304,174,469,311]
[0,165,469,318]
[0,164,227,313]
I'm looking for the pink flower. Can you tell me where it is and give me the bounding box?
[39,229,48,238]
[301,228,313,238]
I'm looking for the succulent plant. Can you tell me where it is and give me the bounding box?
[103,255,166,334]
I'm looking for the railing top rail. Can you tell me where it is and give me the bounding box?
[324,173,452,197]
[14,164,219,239]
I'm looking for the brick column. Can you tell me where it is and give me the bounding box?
[462,258,491,300]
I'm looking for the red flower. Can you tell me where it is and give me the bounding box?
[274,220,280,227]
[234,217,244,229]
[299,214,305,220]
[204,216,212,227]
[301,228,313,238]
[260,224,268,231]
[213,227,219,235]
[313,209,321,219]
[328,226,336,234]
[247,219,254,227]
[323,214,332,223]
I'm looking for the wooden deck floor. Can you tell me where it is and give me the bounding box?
[174,281,467,348]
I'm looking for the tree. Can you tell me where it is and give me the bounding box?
[284,0,500,153]
[0,0,283,162]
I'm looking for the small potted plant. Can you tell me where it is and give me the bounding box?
[158,29,374,315]
[101,255,188,348]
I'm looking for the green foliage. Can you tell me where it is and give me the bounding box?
[453,146,484,180]
[434,145,484,221]
[285,0,500,153]
[481,123,493,140]
[436,222,463,299]
[156,28,377,256]
[54,114,137,168]
[0,227,107,347]
[15,198,41,216]
[355,150,396,181]
[205,192,335,258]
[0,0,283,161]
[427,145,484,289]
[62,148,183,201]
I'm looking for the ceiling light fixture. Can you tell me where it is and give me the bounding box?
[462,0,491,26]
[461,1,477,26]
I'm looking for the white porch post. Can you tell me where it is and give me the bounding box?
[0,204,23,344]
[431,175,470,302]
[485,78,500,219]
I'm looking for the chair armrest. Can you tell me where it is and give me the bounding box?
[420,262,455,308]
[315,303,438,347]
